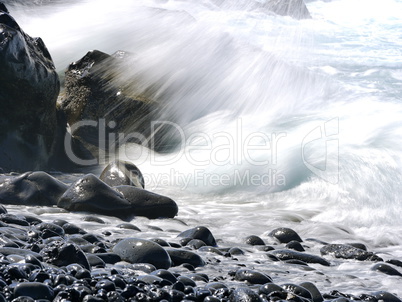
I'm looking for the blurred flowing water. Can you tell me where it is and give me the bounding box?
[5,0,402,295]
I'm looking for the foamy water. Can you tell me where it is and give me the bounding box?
[5,0,402,296]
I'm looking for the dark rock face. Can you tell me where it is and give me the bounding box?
[0,4,60,171]
[320,244,383,262]
[0,172,68,206]
[100,160,145,188]
[269,249,330,266]
[114,185,178,219]
[59,50,159,162]
[268,227,303,243]
[112,238,171,269]
[264,0,311,20]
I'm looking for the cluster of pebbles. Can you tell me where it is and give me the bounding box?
[0,203,399,302]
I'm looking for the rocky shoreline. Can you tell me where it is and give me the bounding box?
[0,202,399,301]
[1,1,402,301]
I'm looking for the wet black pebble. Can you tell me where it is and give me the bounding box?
[178,226,217,246]
[268,227,303,243]
[113,238,171,269]
[286,240,305,252]
[235,269,272,284]
[371,263,402,277]
[229,287,261,302]
[14,282,54,300]
[245,235,265,246]
[166,248,205,268]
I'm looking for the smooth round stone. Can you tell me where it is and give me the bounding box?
[0,247,42,260]
[150,238,170,247]
[177,226,217,246]
[151,269,178,283]
[0,172,67,206]
[285,240,305,252]
[14,282,54,300]
[386,259,402,268]
[245,235,265,246]
[259,283,287,295]
[300,282,323,302]
[116,223,141,231]
[0,214,29,226]
[235,269,272,284]
[186,239,207,249]
[320,244,382,261]
[229,247,245,256]
[282,283,312,300]
[114,185,178,219]
[92,253,121,265]
[269,249,330,266]
[62,223,86,234]
[113,238,171,269]
[87,254,106,268]
[229,287,261,302]
[372,291,402,302]
[268,227,302,243]
[36,222,65,238]
[166,248,205,268]
[371,263,402,277]
[100,160,145,188]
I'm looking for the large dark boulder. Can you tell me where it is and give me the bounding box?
[0,171,68,206]
[57,174,135,220]
[58,174,178,219]
[114,185,178,219]
[59,50,165,162]
[0,3,60,171]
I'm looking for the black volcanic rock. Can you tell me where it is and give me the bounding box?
[268,227,303,243]
[320,244,383,261]
[0,172,67,206]
[0,3,60,171]
[114,185,178,219]
[100,160,145,188]
[178,226,217,246]
[113,238,171,269]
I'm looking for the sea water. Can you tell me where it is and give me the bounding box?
[5,0,402,296]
